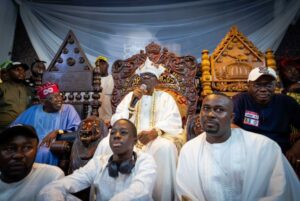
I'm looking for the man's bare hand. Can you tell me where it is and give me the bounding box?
[138,129,158,145]
[286,140,300,172]
[131,87,147,103]
[104,120,111,128]
[40,130,58,148]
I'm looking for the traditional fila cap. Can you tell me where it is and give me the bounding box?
[248,66,277,82]
[37,82,60,99]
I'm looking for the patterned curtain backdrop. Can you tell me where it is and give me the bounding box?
[2,0,300,67]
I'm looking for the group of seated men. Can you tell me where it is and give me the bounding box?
[0,53,300,201]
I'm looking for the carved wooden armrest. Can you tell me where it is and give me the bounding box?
[50,141,72,157]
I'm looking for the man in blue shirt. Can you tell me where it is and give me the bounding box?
[12,82,81,165]
[233,66,300,173]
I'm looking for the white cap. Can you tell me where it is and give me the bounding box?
[135,57,165,78]
[248,67,277,82]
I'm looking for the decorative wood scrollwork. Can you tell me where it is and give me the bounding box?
[201,26,277,97]
[111,42,198,117]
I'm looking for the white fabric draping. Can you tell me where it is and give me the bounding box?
[0,0,18,61]
[11,0,300,68]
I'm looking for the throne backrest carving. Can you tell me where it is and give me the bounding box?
[41,30,101,119]
[201,26,277,97]
[186,114,202,140]
[111,42,198,124]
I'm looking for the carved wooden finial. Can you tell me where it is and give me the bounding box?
[201,49,212,96]
[230,25,238,34]
[145,42,161,54]
[265,48,276,70]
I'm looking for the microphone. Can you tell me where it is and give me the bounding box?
[129,84,147,108]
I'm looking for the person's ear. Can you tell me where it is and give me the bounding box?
[40,99,47,105]
[230,112,235,123]
[133,136,138,145]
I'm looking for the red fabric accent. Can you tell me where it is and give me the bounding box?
[36,82,60,99]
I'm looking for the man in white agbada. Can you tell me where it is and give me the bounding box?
[176,93,300,201]
[95,56,114,126]
[0,125,64,201]
[37,119,157,201]
[94,50,183,201]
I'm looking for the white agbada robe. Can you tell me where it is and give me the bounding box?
[96,90,182,201]
[98,75,114,122]
[37,152,156,201]
[176,128,300,201]
[0,163,64,201]
[111,90,183,135]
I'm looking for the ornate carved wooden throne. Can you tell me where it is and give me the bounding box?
[42,30,101,119]
[187,26,278,140]
[39,31,102,172]
[201,26,277,97]
[111,42,198,126]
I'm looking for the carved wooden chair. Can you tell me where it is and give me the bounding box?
[200,26,278,97]
[111,42,198,145]
[42,30,101,119]
[186,114,202,140]
[36,31,102,172]
[187,26,279,141]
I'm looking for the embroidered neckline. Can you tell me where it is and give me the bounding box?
[135,90,157,132]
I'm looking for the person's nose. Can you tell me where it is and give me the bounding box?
[17,68,25,74]
[207,110,216,118]
[113,131,122,139]
[258,86,268,91]
[12,149,25,160]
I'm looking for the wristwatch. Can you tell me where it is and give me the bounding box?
[57,129,64,135]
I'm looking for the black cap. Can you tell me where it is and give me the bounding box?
[6,62,29,71]
[0,124,39,143]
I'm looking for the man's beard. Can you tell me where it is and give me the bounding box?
[203,124,220,135]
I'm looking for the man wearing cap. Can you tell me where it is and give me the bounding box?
[94,45,182,201]
[0,61,33,130]
[232,66,300,173]
[0,124,64,201]
[11,82,81,165]
[95,56,114,126]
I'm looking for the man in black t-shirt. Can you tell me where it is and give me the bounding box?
[233,66,300,173]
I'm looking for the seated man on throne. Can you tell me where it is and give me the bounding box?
[94,43,183,201]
